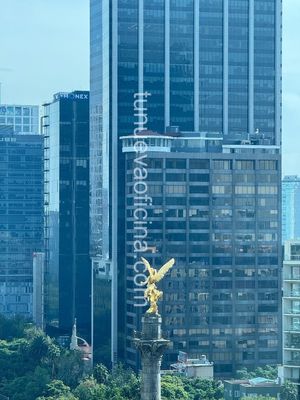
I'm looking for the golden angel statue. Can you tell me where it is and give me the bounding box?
[141,257,175,314]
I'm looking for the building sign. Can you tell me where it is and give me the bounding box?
[54,92,89,101]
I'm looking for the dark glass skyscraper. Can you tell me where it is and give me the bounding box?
[43,91,91,342]
[0,130,43,317]
[90,0,282,374]
[121,132,281,375]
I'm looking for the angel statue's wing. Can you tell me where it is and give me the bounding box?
[141,257,153,276]
[156,258,175,282]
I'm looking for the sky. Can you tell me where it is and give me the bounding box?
[0,0,299,176]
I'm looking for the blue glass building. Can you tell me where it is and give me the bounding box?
[0,129,43,316]
[90,0,282,374]
[0,104,39,134]
[282,176,300,243]
[43,91,91,342]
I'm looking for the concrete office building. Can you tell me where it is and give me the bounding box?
[43,91,91,342]
[0,131,43,317]
[282,176,300,243]
[90,0,282,374]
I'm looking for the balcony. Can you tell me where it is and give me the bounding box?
[285,360,300,366]
[284,291,300,298]
[284,378,300,385]
[284,275,300,281]
[284,326,300,333]
[284,308,300,315]
[284,341,300,350]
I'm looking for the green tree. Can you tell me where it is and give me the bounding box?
[55,350,85,388]
[104,364,140,400]
[181,377,224,400]
[43,380,73,397]
[281,381,298,400]
[73,377,106,400]
[0,337,32,381]
[236,365,277,380]
[36,379,78,400]
[161,375,189,400]
[1,366,50,400]
[93,363,109,385]
[0,315,29,340]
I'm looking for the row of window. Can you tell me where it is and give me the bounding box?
[127,158,278,170]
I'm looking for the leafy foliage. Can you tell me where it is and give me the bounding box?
[93,363,109,385]
[281,381,298,400]
[0,316,84,400]
[236,365,277,380]
[2,316,294,400]
[0,314,29,340]
[74,377,106,400]
[182,377,224,400]
[36,380,78,400]
[161,375,190,399]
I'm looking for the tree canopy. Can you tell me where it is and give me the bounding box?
[3,315,299,400]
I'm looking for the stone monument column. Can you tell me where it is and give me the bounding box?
[134,313,170,400]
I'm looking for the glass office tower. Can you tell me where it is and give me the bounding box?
[0,104,39,134]
[122,133,281,375]
[43,91,91,342]
[282,176,300,243]
[90,0,282,374]
[0,130,43,316]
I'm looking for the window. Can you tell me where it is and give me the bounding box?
[190,173,209,182]
[166,173,186,182]
[236,160,254,170]
[213,173,232,183]
[235,173,255,183]
[166,159,186,169]
[148,159,162,169]
[235,185,255,194]
[213,209,232,218]
[213,160,232,170]
[190,159,209,169]
[259,160,277,170]
[212,185,232,194]
[76,159,87,167]
[165,185,186,194]
[148,185,163,194]
[189,186,209,194]
[257,185,278,194]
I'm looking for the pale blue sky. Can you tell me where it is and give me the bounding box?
[0,0,299,176]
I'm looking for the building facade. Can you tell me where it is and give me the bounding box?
[283,240,300,384]
[122,133,281,375]
[282,176,300,243]
[43,91,91,342]
[90,0,282,373]
[0,104,39,134]
[0,131,43,316]
[224,378,281,400]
